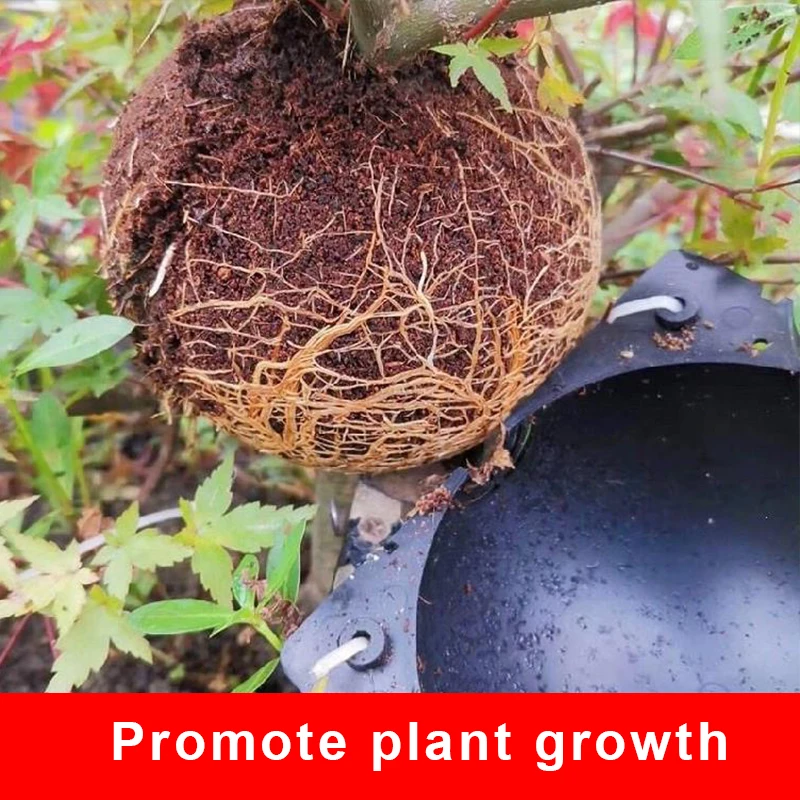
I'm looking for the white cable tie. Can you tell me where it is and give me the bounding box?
[310,635,370,681]
[607,295,683,324]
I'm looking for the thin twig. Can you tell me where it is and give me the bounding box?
[0,614,32,669]
[137,421,177,504]
[553,31,584,90]
[586,146,764,210]
[42,615,58,659]
[463,0,511,41]
[647,9,672,73]
[584,114,669,144]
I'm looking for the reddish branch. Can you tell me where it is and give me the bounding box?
[0,614,31,669]
[304,0,344,23]
[463,0,512,41]
[586,146,797,211]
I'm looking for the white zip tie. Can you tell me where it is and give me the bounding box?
[18,507,184,582]
[607,295,683,324]
[310,635,370,681]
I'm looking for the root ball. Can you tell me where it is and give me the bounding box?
[103,3,601,473]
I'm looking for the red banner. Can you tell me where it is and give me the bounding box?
[1,694,795,796]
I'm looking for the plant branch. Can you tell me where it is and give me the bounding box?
[756,21,800,188]
[0,614,31,670]
[463,0,511,40]
[647,8,672,74]
[586,146,765,210]
[349,0,616,64]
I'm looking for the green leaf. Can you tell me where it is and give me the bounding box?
[431,43,467,57]
[0,318,37,357]
[478,36,524,58]
[0,496,38,530]
[470,52,512,112]
[210,501,281,552]
[232,658,279,693]
[265,521,306,603]
[8,531,79,575]
[32,147,70,197]
[232,554,259,610]
[191,540,233,607]
[30,392,75,500]
[721,196,756,244]
[4,534,96,633]
[194,452,234,519]
[431,41,511,111]
[48,588,151,693]
[93,503,191,599]
[131,598,236,635]
[0,185,37,253]
[720,87,764,139]
[676,3,798,60]
[0,539,16,589]
[0,287,76,336]
[35,194,83,224]
[16,315,134,374]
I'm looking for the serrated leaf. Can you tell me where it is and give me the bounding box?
[0,185,36,252]
[108,501,139,544]
[99,553,133,601]
[233,554,259,610]
[123,531,191,570]
[94,504,190,600]
[210,502,282,552]
[32,147,70,197]
[265,521,306,603]
[0,496,37,529]
[432,42,511,111]
[47,588,151,693]
[16,315,134,374]
[720,86,764,139]
[191,540,233,608]
[194,452,234,519]
[232,658,279,693]
[8,532,79,574]
[478,36,524,58]
[4,535,96,632]
[131,599,235,634]
[49,577,88,635]
[431,43,467,57]
[537,65,584,116]
[0,539,16,589]
[676,3,797,60]
[471,52,512,112]
[0,287,76,336]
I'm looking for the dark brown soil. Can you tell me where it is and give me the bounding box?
[103,1,599,472]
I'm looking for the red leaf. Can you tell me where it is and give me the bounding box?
[34,80,63,114]
[516,20,536,40]
[603,2,659,40]
[0,24,66,78]
[0,129,40,185]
